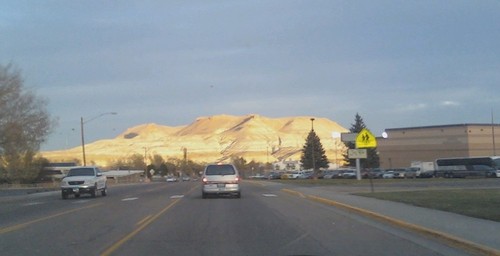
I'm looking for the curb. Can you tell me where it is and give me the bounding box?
[282,188,500,256]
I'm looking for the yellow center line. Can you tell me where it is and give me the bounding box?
[136,215,153,226]
[101,185,198,256]
[0,203,103,235]
[101,199,180,256]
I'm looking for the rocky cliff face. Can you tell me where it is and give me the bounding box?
[41,114,348,166]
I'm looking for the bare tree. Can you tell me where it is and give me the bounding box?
[0,64,56,183]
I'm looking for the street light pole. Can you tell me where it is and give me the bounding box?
[81,117,86,166]
[80,112,117,166]
[492,109,496,156]
[332,132,341,168]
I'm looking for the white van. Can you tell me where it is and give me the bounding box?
[202,164,241,198]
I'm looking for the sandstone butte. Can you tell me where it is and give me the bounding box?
[40,114,349,167]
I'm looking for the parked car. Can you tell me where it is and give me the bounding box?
[282,171,300,179]
[249,174,266,179]
[166,176,177,182]
[267,172,282,179]
[297,171,314,179]
[404,168,418,179]
[202,164,241,198]
[392,168,407,179]
[382,171,395,179]
[331,170,346,179]
[60,166,107,199]
[472,165,498,178]
[366,168,385,179]
[322,170,337,179]
[342,170,357,179]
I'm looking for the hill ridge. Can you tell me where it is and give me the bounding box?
[41,114,348,166]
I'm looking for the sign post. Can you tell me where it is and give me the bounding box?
[354,128,377,180]
[348,149,367,159]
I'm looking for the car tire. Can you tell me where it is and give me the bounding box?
[61,191,68,199]
[75,194,80,198]
[236,193,241,199]
[202,192,207,199]
[90,185,97,198]
[101,187,107,196]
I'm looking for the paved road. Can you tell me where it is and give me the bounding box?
[0,181,474,255]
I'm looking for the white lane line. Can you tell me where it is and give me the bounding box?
[262,194,277,197]
[72,200,91,204]
[170,195,184,199]
[22,202,44,206]
[121,197,139,201]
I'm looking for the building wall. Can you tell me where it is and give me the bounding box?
[466,125,499,156]
[377,124,500,169]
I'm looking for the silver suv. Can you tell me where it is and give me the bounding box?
[60,166,107,199]
[202,164,241,198]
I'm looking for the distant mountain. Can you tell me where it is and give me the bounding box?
[40,114,348,166]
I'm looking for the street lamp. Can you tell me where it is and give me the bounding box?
[332,131,341,168]
[81,112,117,166]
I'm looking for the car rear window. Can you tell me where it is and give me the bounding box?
[67,168,95,176]
[205,165,236,176]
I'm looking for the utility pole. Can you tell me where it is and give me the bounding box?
[493,109,497,156]
[80,112,117,166]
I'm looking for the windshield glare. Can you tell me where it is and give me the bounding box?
[67,168,95,176]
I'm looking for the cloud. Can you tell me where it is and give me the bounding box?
[393,103,428,112]
[440,101,460,107]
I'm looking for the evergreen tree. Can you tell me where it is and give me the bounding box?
[300,129,329,173]
[343,113,380,168]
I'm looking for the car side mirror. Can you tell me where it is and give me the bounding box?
[96,173,102,177]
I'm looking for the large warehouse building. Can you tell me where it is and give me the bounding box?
[377,124,500,169]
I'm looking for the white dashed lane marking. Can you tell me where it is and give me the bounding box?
[22,202,44,206]
[262,194,277,197]
[121,197,139,201]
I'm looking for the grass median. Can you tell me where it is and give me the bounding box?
[354,189,500,222]
[272,178,500,221]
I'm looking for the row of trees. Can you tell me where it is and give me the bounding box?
[75,154,273,180]
[109,154,205,179]
[0,63,381,183]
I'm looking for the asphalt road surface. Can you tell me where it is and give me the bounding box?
[0,181,471,256]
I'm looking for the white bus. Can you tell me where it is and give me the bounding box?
[435,156,500,178]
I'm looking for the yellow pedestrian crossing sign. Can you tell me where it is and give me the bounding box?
[356,128,377,148]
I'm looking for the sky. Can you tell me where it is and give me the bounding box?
[1,0,499,151]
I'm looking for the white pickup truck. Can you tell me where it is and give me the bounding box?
[60,166,107,199]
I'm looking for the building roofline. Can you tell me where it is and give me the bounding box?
[385,123,500,131]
